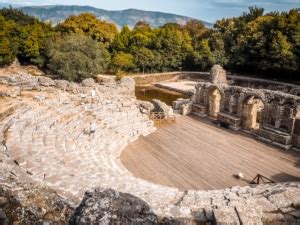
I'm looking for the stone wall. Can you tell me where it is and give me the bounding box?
[193,80,300,150]
[127,71,300,96]
[130,72,210,86]
[230,75,300,94]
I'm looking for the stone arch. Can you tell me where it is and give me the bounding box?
[242,95,265,130]
[241,92,266,106]
[208,86,223,118]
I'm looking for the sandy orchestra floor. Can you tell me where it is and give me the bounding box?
[121,115,300,190]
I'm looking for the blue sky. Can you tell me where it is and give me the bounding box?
[1,0,299,22]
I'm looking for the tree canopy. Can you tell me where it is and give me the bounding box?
[1,7,300,80]
[214,7,300,75]
[57,13,118,45]
[47,34,110,81]
[0,7,54,67]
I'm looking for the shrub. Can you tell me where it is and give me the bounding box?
[47,34,110,81]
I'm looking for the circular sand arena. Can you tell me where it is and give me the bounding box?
[121,115,300,190]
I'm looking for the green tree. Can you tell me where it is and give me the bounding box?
[214,7,299,75]
[111,26,131,52]
[58,13,117,45]
[151,50,164,73]
[133,47,155,73]
[0,7,54,67]
[134,21,151,31]
[47,34,110,81]
[152,24,192,71]
[261,31,296,72]
[242,6,264,22]
[19,22,53,66]
[0,7,38,25]
[208,31,228,66]
[0,15,18,66]
[130,21,153,48]
[111,52,135,73]
[193,39,213,70]
[184,19,206,46]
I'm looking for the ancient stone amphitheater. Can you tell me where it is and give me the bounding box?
[0,67,300,224]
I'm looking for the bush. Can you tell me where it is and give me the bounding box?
[47,34,110,81]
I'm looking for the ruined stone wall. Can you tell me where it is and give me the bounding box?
[230,76,300,95]
[130,72,210,86]
[128,70,300,96]
[193,81,300,150]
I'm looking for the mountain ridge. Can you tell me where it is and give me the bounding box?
[0,4,212,28]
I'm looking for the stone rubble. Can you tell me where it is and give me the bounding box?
[0,178,73,224]
[173,98,193,115]
[0,71,299,224]
[152,99,174,117]
[70,189,158,224]
[137,100,155,115]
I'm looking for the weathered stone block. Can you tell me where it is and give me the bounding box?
[37,76,55,87]
[81,78,96,87]
[210,65,227,85]
[250,197,278,213]
[213,206,240,224]
[267,189,300,208]
[218,112,241,131]
[262,212,284,223]
[181,103,192,116]
[235,204,263,224]
[96,75,116,84]
[259,127,292,147]
[192,103,207,117]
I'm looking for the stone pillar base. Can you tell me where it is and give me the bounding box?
[217,112,241,131]
[257,136,292,150]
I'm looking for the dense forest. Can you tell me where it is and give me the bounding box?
[0,7,299,81]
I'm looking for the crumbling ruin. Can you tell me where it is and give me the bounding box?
[210,65,228,85]
[0,66,300,224]
[192,66,300,150]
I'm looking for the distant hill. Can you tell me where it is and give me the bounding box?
[0,4,212,28]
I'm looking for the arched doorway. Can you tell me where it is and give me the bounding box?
[208,87,222,118]
[242,96,264,130]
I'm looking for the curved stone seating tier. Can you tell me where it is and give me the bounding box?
[0,72,300,223]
